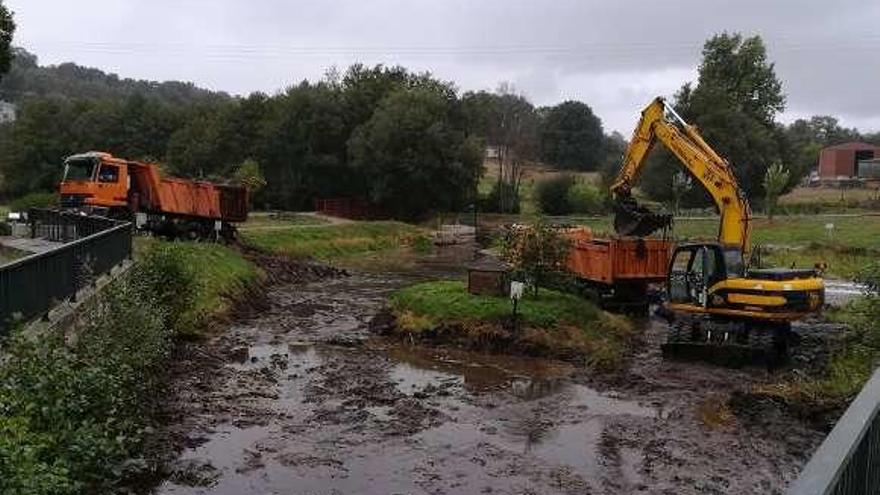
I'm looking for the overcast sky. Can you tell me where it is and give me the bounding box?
[6,0,880,134]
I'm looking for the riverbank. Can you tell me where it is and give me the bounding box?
[152,241,831,494]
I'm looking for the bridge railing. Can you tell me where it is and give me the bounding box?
[0,209,132,334]
[788,369,880,495]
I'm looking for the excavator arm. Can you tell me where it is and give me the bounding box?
[610,97,752,257]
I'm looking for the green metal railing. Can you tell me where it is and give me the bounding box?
[0,209,132,334]
[788,369,880,495]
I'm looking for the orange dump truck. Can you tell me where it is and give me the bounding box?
[564,227,672,311]
[59,152,248,239]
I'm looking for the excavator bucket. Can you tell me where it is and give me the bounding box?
[613,196,673,237]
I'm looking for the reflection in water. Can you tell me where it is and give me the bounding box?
[384,343,574,393]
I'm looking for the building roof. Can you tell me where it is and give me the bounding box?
[822,141,880,151]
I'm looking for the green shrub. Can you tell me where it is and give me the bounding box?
[0,242,201,493]
[9,192,58,213]
[479,181,521,214]
[566,181,607,214]
[534,175,575,215]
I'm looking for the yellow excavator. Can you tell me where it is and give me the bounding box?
[611,97,825,364]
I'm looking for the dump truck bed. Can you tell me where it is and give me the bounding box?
[129,163,248,222]
[565,229,671,286]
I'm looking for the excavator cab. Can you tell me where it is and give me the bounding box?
[667,243,749,304]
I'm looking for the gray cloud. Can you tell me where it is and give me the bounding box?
[6,0,879,133]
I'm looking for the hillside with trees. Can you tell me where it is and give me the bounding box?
[0,48,228,106]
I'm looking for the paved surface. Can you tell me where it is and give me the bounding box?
[0,235,63,255]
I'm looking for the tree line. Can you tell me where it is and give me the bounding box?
[0,49,611,216]
[1,5,878,217]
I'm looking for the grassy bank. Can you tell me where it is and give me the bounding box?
[242,220,428,260]
[135,239,262,332]
[0,241,259,493]
[388,280,635,370]
[239,212,331,230]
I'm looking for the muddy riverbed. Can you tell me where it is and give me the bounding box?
[154,248,832,495]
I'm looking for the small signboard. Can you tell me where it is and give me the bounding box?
[510,281,525,301]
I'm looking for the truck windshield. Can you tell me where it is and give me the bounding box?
[63,158,96,181]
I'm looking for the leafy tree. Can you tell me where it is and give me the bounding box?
[762,161,790,219]
[566,180,607,214]
[539,101,604,170]
[670,171,693,215]
[341,63,455,132]
[1,97,81,195]
[166,94,268,178]
[260,81,351,210]
[598,131,627,188]
[501,222,572,296]
[232,158,266,207]
[641,33,789,208]
[785,115,861,182]
[348,87,482,219]
[462,85,539,213]
[0,0,13,79]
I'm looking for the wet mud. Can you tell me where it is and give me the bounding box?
[155,246,829,495]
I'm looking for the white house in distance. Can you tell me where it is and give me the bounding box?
[0,101,17,123]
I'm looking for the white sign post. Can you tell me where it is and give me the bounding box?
[510,281,525,332]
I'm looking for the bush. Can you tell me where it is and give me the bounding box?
[566,181,607,214]
[500,222,572,296]
[9,192,58,213]
[534,174,575,215]
[479,181,521,214]
[0,242,200,493]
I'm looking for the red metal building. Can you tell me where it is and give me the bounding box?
[818,142,880,178]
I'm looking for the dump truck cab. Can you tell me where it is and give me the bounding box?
[60,152,130,212]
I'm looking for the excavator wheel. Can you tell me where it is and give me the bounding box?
[613,196,673,237]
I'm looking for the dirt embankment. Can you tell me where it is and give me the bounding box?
[151,246,830,495]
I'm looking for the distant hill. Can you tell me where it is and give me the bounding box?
[0,48,230,106]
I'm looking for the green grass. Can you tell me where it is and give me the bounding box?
[672,215,880,249]
[240,212,330,230]
[242,221,427,260]
[135,239,261,327]
[391,280,602,328]
[764,246,877,279]
[389,280,635,369]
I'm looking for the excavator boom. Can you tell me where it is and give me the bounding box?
[610,97,752,257]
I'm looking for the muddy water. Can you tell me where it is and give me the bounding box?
[157,249,825,495]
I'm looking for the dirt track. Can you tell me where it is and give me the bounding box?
[154,248,828,495]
